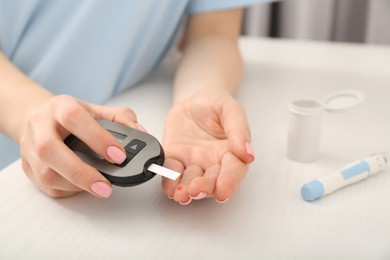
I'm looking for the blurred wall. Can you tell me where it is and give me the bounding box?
[243,0,390,45]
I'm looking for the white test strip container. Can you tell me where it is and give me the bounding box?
[287,90,365,163]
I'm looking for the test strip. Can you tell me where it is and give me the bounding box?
[147,163,181,180]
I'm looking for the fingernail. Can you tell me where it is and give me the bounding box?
[128,122,137,129]
[91,181,112,198]
[136,123,148,133]
[216,197,230,204]
[245,142,255,159]
[179,198,192,205]
[190,192,208,200]
[107,146,126,164]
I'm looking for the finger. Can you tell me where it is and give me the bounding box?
[43,189,82,198]
[86,103,138,129]
[174,165,204,205]
[222,99,255,164]
[52,144,113,198]
[21,158,82,197]
[188,164,220,199]
[21,157,39,188]
[26,146,83,192]
[53,97,126,164]
[34,129,113,198]
[34,165,83,192]
[215,152,248,203]
[162,158,184,199]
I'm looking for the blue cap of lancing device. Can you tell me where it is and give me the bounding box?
[300,180,325,201]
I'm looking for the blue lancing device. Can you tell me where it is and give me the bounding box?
[301,152,389,201]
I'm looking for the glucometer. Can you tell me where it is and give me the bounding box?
[65,120,180,187]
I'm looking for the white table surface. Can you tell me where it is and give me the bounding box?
[1,37,390,260]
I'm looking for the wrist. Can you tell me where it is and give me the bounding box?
[0,53,53,142]
[173,86,234,105]
[5,83,53,143]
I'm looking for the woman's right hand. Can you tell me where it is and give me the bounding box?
[19,95,139,198]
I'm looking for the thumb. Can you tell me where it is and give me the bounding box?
[222,99,255,164]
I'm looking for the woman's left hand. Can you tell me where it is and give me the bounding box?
[161,89,255,205]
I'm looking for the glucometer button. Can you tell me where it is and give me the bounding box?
[119,139,146,167]
[125,139,146,155]
[118,152,135,167]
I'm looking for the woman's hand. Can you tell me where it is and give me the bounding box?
[20,95,139,198]
[161,89,255,205]
[162,9,253,205]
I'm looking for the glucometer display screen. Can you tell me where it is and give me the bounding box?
[109,131,127,144]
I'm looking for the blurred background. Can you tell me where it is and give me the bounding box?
[242,0,390,45]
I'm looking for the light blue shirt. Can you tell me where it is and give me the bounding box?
[0,0,274,169]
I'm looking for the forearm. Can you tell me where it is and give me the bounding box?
[173,36,243,103]
[0,52,53,142]
[173,9,244,104]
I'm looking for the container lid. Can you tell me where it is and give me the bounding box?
[322,89,365,112]
[288,99,324,116]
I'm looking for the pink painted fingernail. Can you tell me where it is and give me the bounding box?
[245,142,255,158]
[190,192,208,200]
[179,198,192,205]
[91,181,112,198]
[136,123,148,133]
[216,197,230,204]
[107,146,126,164]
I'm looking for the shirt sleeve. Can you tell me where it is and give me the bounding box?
[186,0,278,13]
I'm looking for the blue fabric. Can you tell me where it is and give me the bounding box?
[0,0,274,169]
[187,0,276,13]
